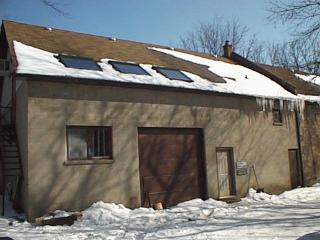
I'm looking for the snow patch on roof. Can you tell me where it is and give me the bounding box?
[295,73,320,86]
[298,94,320,103]
[150,47,300,100]
[13,41,311,103]
[12,41,246,93]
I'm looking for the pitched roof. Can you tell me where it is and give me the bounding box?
[229,51,320,96]
[258,64,320,96]
[1,20,319,101]
[2,20,227,84]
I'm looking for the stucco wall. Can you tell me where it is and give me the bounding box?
[300,103,320,185]
[25,80,298,220]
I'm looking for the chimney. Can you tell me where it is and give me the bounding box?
[223,41,233,58]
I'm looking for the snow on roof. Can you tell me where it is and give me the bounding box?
[298,94,320,103]
[293,73,320,103]
[295,73,320,86]
[150,47,300,101]
[14,41,300,101]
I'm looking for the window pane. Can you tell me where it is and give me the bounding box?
[109,61,149,75]
[67,126,112,160]
[273,109,282,124]
[90,128,112,158]
[59,55,101,71]
[68,128,87,159]
[154,67,193,82]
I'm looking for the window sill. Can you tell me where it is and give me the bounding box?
[63,159,114,166]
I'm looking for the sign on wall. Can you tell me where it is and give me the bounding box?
[236,161,248,175]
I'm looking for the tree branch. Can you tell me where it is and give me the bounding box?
[40,0,68,16]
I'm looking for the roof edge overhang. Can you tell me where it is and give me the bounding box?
[17,73,261,100]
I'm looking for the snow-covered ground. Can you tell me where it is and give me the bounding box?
[1,185,320,239]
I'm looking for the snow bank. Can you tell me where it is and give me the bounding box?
[244,185,320,204]
[80,201,133,225]
[279,185,320,202]
[78,185,320,227]
[77,198,231,228]
[1,184,320,239]
[245,188,278,202]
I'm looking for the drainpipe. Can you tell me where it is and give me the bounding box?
[294,109,305,187]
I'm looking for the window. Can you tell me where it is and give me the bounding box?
[67,126,112,160]
[109,61,150,75]
[58,54,102,71]
[152,66,193,82]
[272,100,283,125]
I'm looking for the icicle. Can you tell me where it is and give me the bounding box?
[292,99,305,119]
[279,99,284,111]
[256,97,262,110]
[268,99,274,111]
[287,101,294,112]
[298,99,305,114]
[256,97,269,112]
[262,97,266,111]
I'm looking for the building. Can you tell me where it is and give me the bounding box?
[0,20,319,221]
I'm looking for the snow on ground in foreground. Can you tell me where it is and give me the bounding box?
[1,185,320,239]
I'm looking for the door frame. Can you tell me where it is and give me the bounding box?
[216,147,236,198]
[137,127,208,207]
[288,148,302,188]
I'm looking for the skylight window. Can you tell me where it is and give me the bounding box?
[153,66,193,82]
[58,54,102,71]
[109,61,150,75]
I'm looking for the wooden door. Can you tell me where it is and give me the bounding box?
[216,148,236,197]
[138,128,207,208]
[288,149,301,188]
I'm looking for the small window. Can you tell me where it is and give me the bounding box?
[152,66,193,82]
[67,126,112,160]
[109,61,150,75]
[272,100,283,125]
[58,54,102,71]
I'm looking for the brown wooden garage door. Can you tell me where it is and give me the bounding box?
[138,128,207,208]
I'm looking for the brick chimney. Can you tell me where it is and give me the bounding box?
[223,41,233,58]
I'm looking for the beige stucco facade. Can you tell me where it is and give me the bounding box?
[16,79,299,221]
[300,103,320,185]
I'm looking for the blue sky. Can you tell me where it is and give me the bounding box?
[0,0,290,46]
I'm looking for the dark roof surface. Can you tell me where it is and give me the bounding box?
[2,20,320,96]
[258,64,320,95]
[2,20,228,83]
